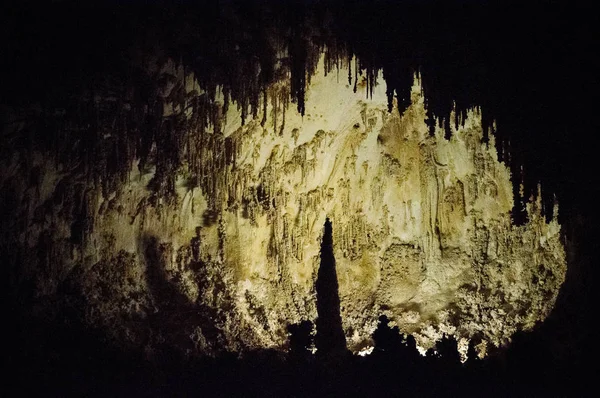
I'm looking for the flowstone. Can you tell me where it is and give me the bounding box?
[1,56,566,356]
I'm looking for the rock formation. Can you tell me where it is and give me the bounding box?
[0,54,566,358]
[315,218,347,356]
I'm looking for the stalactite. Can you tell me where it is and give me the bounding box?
[353,56,358,93]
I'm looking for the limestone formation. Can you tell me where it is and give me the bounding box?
[0,55,566,357]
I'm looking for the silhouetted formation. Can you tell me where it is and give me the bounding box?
[287,320,314,358]
[315,218,347,357]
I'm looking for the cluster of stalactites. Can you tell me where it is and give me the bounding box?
[4,32,554,230]
[317,50,554,224]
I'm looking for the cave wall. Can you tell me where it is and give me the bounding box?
[0,54,566,357]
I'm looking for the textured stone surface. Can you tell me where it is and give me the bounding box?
[0,56,566,357]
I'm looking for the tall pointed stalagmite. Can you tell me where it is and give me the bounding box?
[315,217,347,357]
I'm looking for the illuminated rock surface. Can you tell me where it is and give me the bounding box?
[0,56,566,357]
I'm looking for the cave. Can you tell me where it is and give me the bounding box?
[1,0,596,396]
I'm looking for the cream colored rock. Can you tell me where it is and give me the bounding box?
[2,56,566,356]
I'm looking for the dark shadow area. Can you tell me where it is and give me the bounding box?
[142,234,223,363]
[5,306,591,397]
[288,320,314,359]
